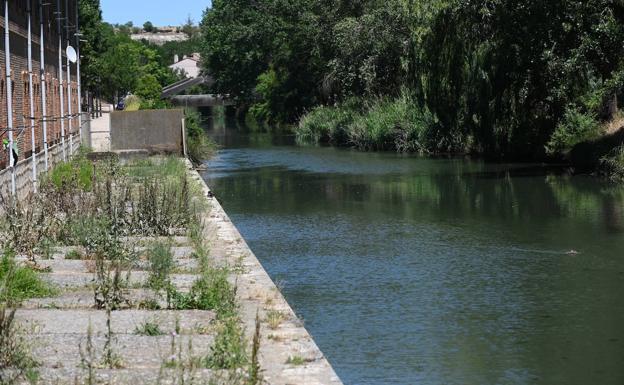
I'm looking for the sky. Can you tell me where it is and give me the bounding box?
[101,0,212,27]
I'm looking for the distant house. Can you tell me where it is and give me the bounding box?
[169,54,201,78]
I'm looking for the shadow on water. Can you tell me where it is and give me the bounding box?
[199,113,624,385]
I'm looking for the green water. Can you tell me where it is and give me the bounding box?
[201,121,624,385]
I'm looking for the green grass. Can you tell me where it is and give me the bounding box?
[285,355,306,366]
[185,109,219,164]
[124,156,188,180]
[47,155,94,191]
[0,250,56,303]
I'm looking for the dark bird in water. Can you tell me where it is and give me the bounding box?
[207,191,215,198]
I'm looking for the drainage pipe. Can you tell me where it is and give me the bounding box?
[39,0,49,171]
[56,0,66,160]
[64,0,72,155]
[4,0,16,195]
[75,0,82,145]
[27,0,37,192]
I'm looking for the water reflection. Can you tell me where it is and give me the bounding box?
[201,120,624,385]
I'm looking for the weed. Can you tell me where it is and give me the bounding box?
[205,316,247,370]
[285,355,306,366]
[65,249,83,260]
[0,193,57,264]
[135,321,164,336]
[146,242,175,292]
[79,319,96,385]
[0,249,55,302]
[171,267,237,317]
[35,237,55,260]
[265,310,285,330]
[248,312,261,385]
[102,308,124,369]
[137,298,161,310]
[0,307,39,384]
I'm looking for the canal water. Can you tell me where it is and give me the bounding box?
[200,118,624,385]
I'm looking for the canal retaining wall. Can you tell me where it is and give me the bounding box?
[188,160,344,384]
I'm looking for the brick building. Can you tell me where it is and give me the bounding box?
[0,0,80,170]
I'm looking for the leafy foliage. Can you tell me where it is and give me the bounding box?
[201,0,624,162]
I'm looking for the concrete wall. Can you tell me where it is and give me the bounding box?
[0,133,80,199]
[110,109,184,154]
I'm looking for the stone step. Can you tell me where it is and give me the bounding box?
[15,257,199,274]
[21,368,230,385]
[28,334,215,370]
[15,309,216,335]
[41,272,199,290]
[21,289,165,310]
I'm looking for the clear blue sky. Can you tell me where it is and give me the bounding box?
[101,0,212,26]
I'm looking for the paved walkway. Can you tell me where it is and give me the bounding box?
[90,105,112,152]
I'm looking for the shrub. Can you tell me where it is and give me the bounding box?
[296,103,356,145]
[547,108,601,155]
[347,93,436,152]
[185,109,218,164]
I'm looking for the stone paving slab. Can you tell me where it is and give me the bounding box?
[20,289,165,310]
[22,368,233,385]
[41,272,198,290]
[15,309,215,335]
[16,257,200,275]
[29,334,215,369]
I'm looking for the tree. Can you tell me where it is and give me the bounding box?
[143,21,154,33]
[181,15,197,37]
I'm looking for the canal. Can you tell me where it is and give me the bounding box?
[200,118,624,385]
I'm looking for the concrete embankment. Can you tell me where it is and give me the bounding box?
[8,155,342,384]
[188,162,343,384]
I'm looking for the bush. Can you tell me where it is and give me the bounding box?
[185,109,218,164]
[296,94,438,153]
[547,108,601,155]
[295,103,357,145]
[347,93,437,153]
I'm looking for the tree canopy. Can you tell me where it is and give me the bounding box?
[200,0,624,160]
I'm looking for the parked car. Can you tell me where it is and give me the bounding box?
[116,99,125,110]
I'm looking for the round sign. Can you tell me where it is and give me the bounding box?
[66,46,78,63]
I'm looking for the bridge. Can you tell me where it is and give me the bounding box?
[161,75,235,107]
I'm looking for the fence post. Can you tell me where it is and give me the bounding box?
[181,118,188,159]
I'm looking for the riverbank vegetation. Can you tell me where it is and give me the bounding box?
[200,0,624,174]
